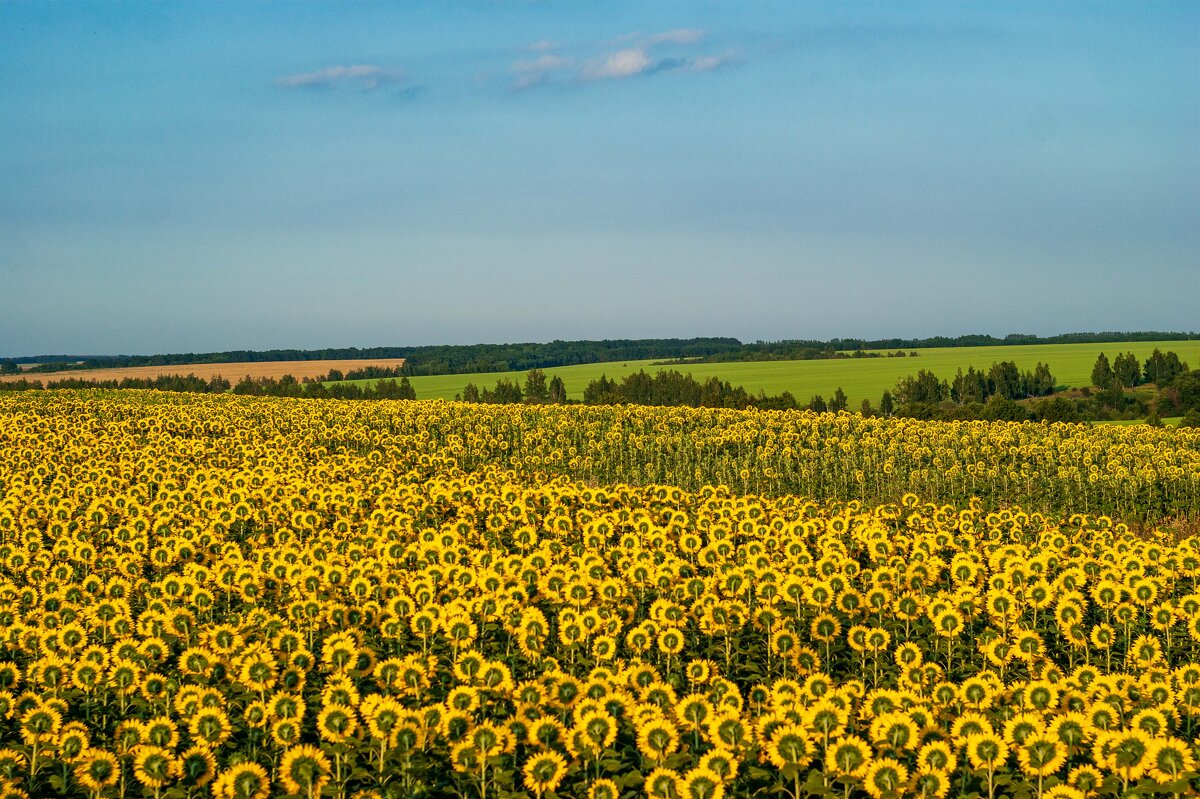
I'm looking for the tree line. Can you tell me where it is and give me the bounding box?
[0,375,231,393]
[4,347,1197,426]
[458,369,806,410]
[6,330,1196,377]
[229,375,416,400]
[0,373,416,402]
[880,349,1199,426]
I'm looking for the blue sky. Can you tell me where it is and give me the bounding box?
[1,1,1197,356]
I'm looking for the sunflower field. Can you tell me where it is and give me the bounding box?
[0,391,1198,799]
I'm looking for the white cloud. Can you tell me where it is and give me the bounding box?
[581,48,653,81]
[646,28,705,45]
[275,65,404,91]
[508,27,737,90]
[510,53,575,90]
[527,39,560,52]
[677,50,740,73]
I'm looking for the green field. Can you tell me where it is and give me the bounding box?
[1102,416,1184,427]
[345,340,1200,406]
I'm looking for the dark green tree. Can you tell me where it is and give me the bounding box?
[1034,396,1080,424]
[523,369,550,403]
[987,361,1022,400]
[1091,353,1114,389]
[1143,349,1188,385]
[893,369,946,405]
[982,394,1027,422]
[829,387,848,413]
[879,391,894,417]
[1113,352,1141,388]
[548,375,567,404]
[951,367,988,404]
[1027,362,1055,396]
[482,379,522,404]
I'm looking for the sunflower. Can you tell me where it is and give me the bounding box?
[366,697,405,745]
[280,744,332,798]
[825,735,871,778]
[527,716,567,750]
[317,703,359,744]
[1015,734,1066,777]
[1001,712,1044,747]
[803,699,848,741]
[213,761,272,799]
[238,653,278,693]
[584,778,620,799]
[523,750,568,797]
[133,746,179,790]
[1146,737,1197,784]
[469,721,512,757]
[271,718,303,748]
[870,712,918,754]
[269,692,305,722]
[765,724,813,770]
[178,746,218,788]
[141,716,180,749]
[707,714,752,754]
[1041,787,1086,799]
[1097,730,1154,782]
[686,659,714,685]
[810,613,842,643]
[699,749,738,782]
[680,766,724,799]
[1129,708,1170,738]
[964,733,1009,770]
[913,768,951,799]
[917,740,956,773]
[637,716,680,763]
[863,757,909,799]
[1089,623,1115,650]
[645,767,684,799]
[189,707,233,748]
[56,722,90,762]
[74,750,120,793]
[18,705,61,745]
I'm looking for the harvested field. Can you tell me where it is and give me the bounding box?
[0,358,405,384]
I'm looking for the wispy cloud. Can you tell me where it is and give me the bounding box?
[510,53,576,90]
[672,50,740,74]
[645,28,705,45]
[580,48,653,81]
[275,65,405,91]
[580,47,739,83]
[527,39,561,52]
[512,28,739,90]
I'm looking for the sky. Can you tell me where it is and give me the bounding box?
[1,1,1197,357]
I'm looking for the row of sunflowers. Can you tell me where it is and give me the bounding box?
[0,391,1197,797]
[2,391,1198,519]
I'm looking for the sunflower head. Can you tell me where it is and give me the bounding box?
[280,744,332,795]
[864,757,910,799]
[522,750,567,796]
[74,750,120,792]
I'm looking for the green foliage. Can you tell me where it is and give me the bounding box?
[1091,352,1114,389]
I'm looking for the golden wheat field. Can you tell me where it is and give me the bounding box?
[0,360,406,386]
[0,391,1198,799]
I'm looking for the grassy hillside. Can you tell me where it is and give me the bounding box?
[343,340,1200,406]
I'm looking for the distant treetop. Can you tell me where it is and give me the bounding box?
[6,331,1196,376]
